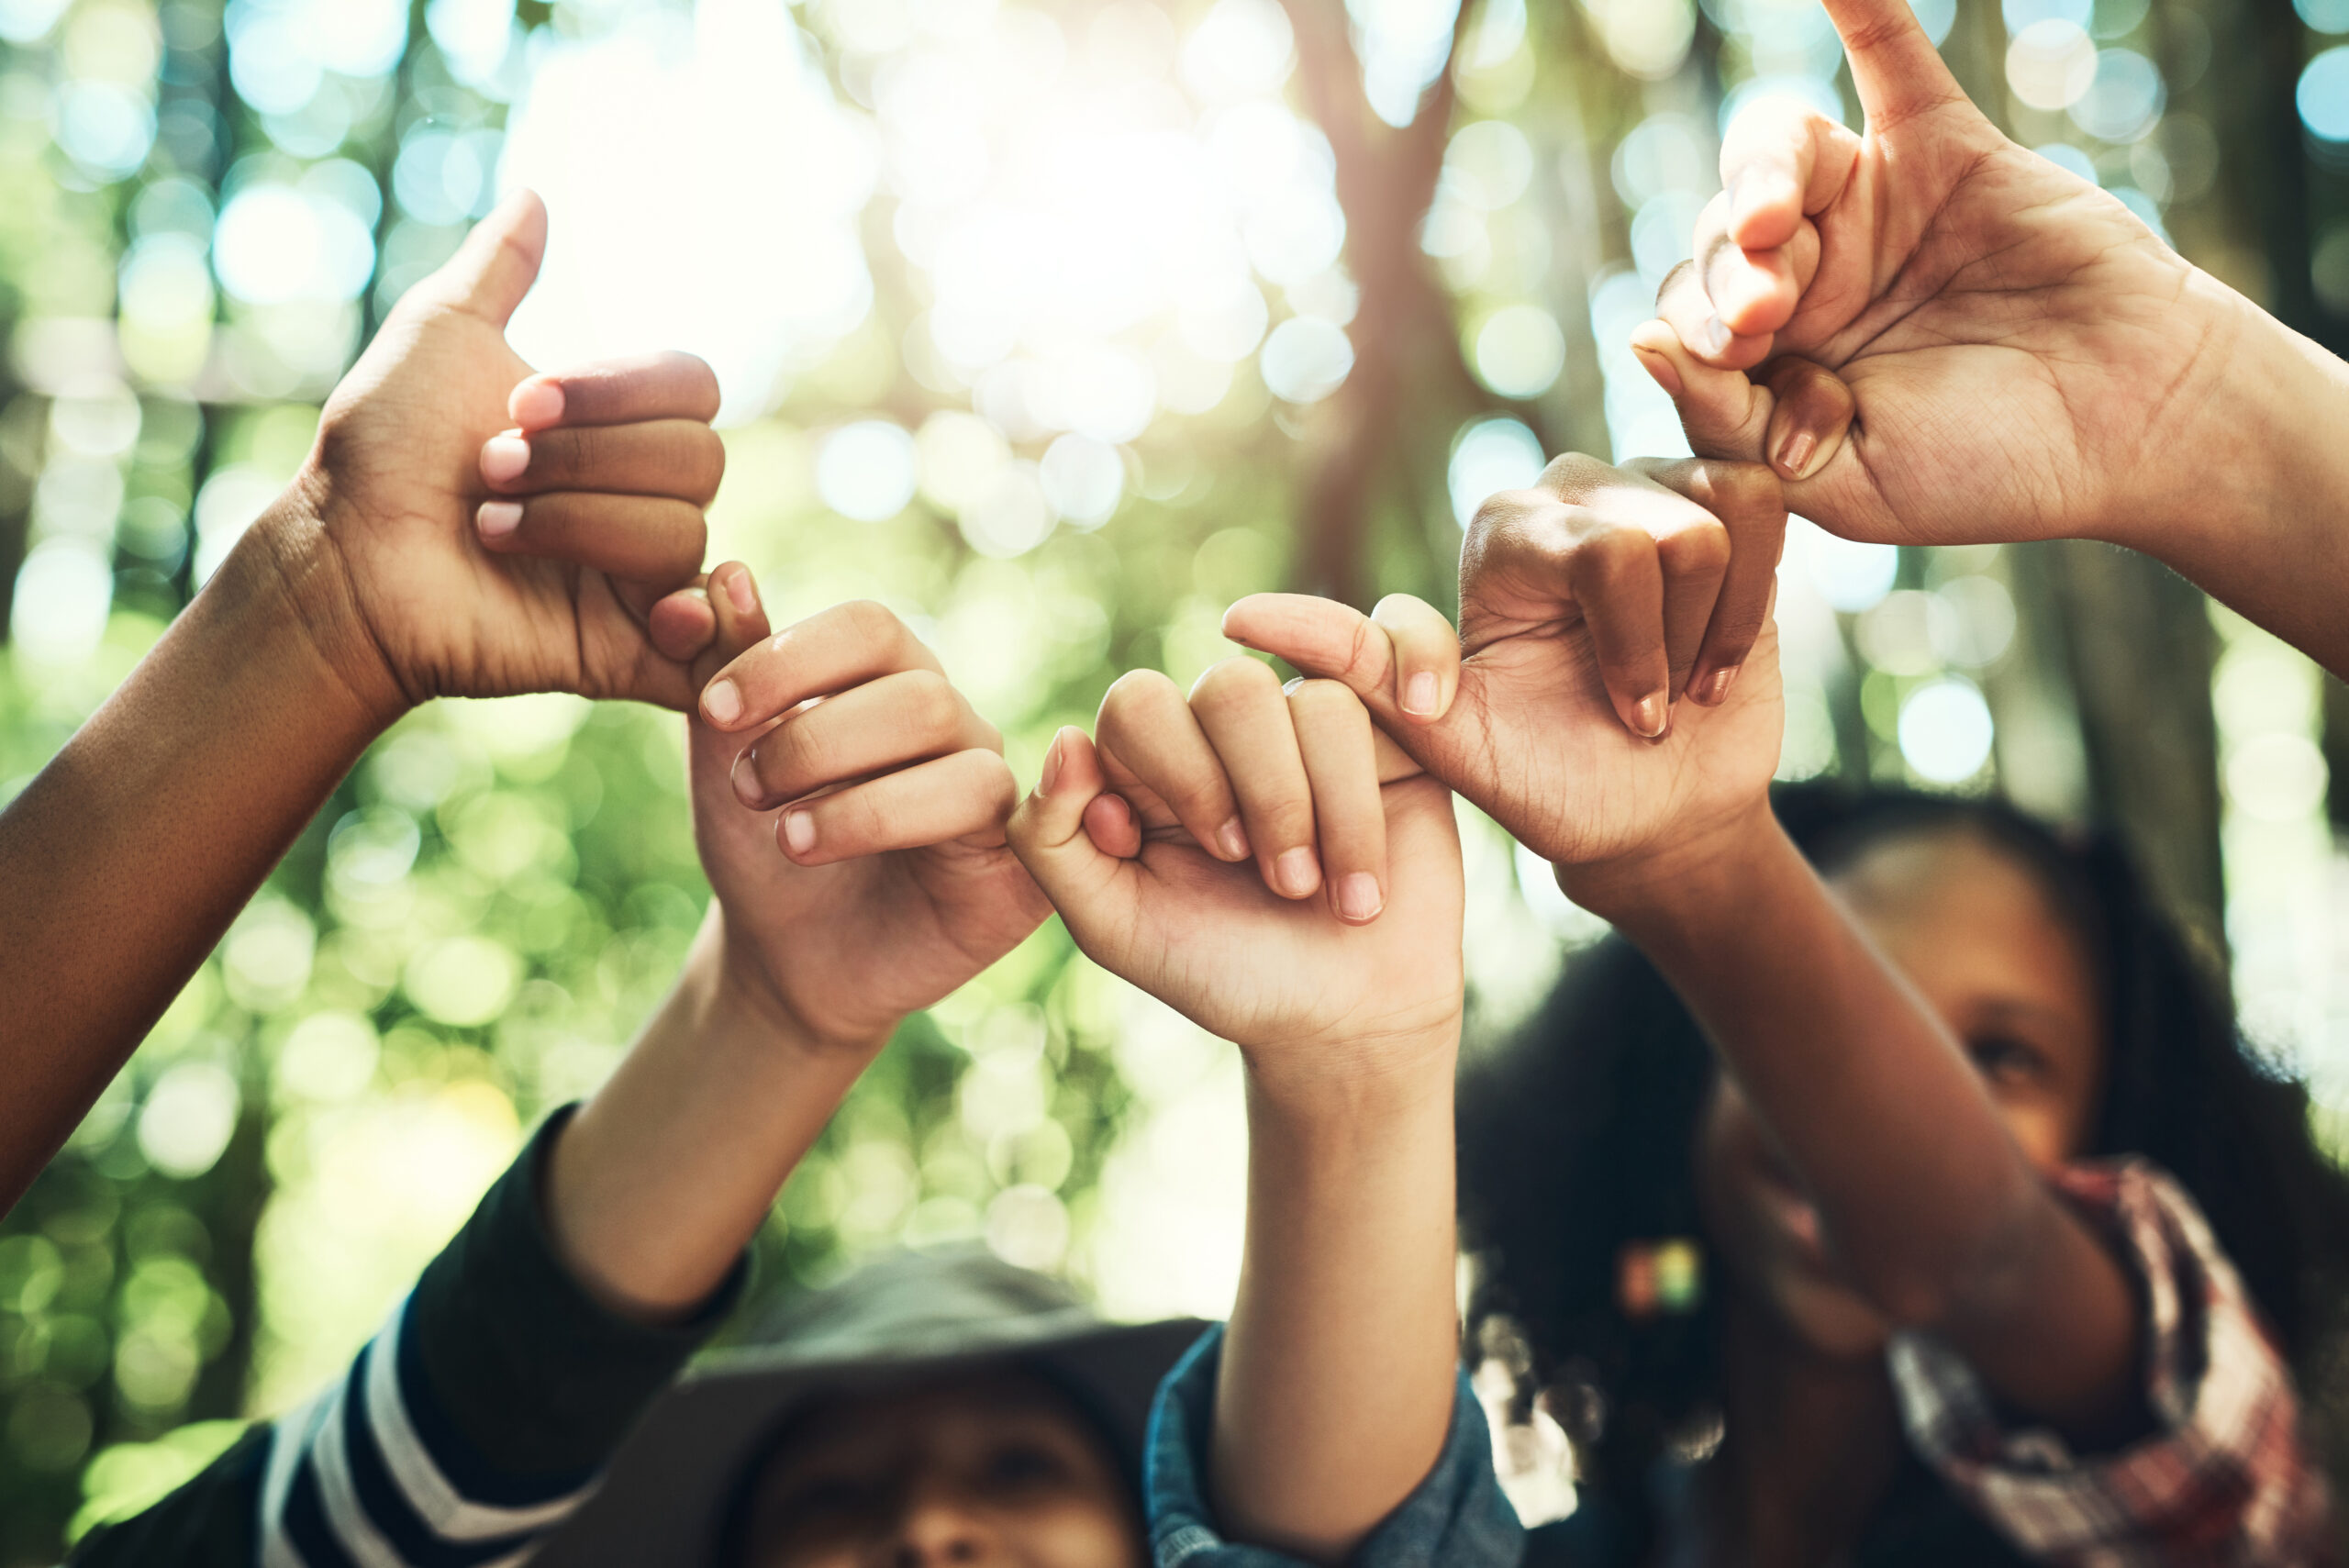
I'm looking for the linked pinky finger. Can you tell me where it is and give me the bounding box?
[775,749,1018,865]
[476,492,707,590]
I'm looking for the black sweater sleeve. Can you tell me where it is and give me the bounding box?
[67,1105,745,1568]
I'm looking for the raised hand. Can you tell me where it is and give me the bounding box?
[1227,456,1785,902]
[291,190,722,719]
[687,587,1050,1051]
[1008,662,1463,1076]
[1630,0,2256,554]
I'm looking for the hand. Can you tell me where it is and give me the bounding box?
[1008,662,1464,1086]
[1225,456,1785,907]
[278,189,725,719]
[1631,0,2251,553]
[687,582,1051,1052]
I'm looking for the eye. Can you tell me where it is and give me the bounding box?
[1965,1032,2046,1087]
[977,1440,1074,1495]
[774,1474,886,1525]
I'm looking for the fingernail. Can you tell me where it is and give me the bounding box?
[481,435,530,484]
[476,501,523,539]
[1216,818,1251,862]
[729,749,765,807]
[725,569,758,617]
[782,809,816,857]
[1776,428,1817,480]
[1041,732,1064,795]
[1336,873,1384,923]
[509,379,564,428]
[1700,666,1739,706]
[703,677,742,725]
[1274,846,1319,898]
[1698,316,1731,358]
[1404,671,1440,717]
[1632,693,1667,739]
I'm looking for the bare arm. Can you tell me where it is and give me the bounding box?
[0,510,384,1207]
[1008,670,1466,1562]
[1215,1047,1461,1561]
[0,193,728,1215]
[1577,812,2143,1438]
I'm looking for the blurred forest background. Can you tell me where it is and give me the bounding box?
[0,0,2346,1557]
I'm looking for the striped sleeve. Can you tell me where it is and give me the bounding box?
[71,1107,744,1568]
[252,1106,747,1568]
[255,1296,597,1568]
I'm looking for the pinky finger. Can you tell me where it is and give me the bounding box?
[476,492,707,589]
[776,749,1019,865]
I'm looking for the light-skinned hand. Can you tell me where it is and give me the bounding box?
[1225,456,1786,908]
[1008,663,1464,1091]
[1628,0,2249,555]
[687,588,1051,1053]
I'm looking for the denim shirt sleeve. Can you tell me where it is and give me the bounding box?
[1143,1324,1527,1568]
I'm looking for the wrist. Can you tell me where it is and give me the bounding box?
[232,472,414,731]
[1560,795,1784,930]
[2131,280,2349,563]
[698,911,897,1063]
[1239,1016,1462,1134]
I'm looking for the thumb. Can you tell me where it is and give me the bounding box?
[429,188,548,327]
[1008,728,1133,921]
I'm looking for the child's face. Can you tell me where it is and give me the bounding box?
[1697,827,2108,1360]
[737,1369,1147,1568]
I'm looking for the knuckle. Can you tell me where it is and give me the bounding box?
[1465,490,1527,538]
[837,598,900,651]
[1100,667,1178,728]
[1285,676,1358,719]
[1536,451,1608,496]
[902,669,962,738]
[562,422,598,476]
[1189,654,1277,707]
[1660,518,1731,580]
[1575,521,1657,583]
[1706,460,1787,525]
[760,724,826,795]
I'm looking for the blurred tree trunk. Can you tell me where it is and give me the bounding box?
[2035,541,2228,953]
[1281,0,1558,607]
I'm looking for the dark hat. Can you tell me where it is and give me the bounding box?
[529,1247,1207,1566]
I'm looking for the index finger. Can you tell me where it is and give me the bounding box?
[700,599,944,731]
[1820,0,1965,131]
[509,351,722,431]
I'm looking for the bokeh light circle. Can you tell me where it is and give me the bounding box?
[2301,49,2349,144]
[1259,317,1354,404]
[816,421,919,522]
[2069,50,2164,142]
[1475,305,1567,399]
[1448,417,1547,528]
[2007,20,2098,111]
[1898,677,1996,784]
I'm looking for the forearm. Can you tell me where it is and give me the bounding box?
[0,493,394,1210]
[2121,283,2349,678]
[1211,1039,1461,1564]
[1580,817,2138,1427]
[542,912,880,1320]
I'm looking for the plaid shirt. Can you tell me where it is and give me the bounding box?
[1888,1160,2334,1567]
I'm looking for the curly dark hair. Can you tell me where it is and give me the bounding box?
[1459,781,2349,1510]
